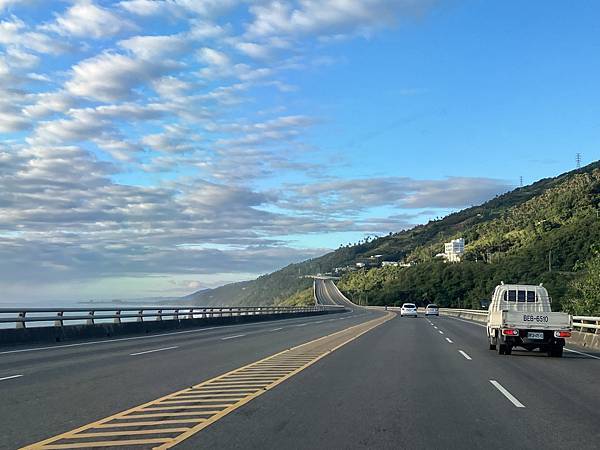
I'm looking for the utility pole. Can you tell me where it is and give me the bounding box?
[576,152,581,169]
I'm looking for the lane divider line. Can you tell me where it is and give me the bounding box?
[438,330,444,335]
[221,334,245,341]
[129,346,178,356]
[489,380,525,408]
[0,374,23,382]
[445,338,453,344]
[458,350,472,360]
[22,311,395,450]
[269,328,283,332]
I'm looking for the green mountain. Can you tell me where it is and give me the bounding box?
[184,161,600,313]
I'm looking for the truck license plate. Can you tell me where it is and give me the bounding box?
[527,332,544,340]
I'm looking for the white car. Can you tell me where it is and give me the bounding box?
[400,303,418,317]
[425,304,439,316]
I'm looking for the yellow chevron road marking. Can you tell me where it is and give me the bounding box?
[22,311,394,450]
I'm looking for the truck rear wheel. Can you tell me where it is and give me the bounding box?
[497,342,506,355]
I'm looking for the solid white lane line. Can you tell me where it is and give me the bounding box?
[445,337,453,344]
[269,327,283,332]
[458,350,472,360]
[313,321,324,324]
[295,323,308,327]
[438,330,444,335]
[130,346,178,356]
[0,374,23,382]
[489,380,525,408]
[564,348,600,360]
[221,334,246,341]
[445,316,486,328]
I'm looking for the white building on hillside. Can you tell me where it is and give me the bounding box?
[444,238,465,262]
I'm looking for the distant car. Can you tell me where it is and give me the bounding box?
[400,303,418,317]
[425,304,439,316]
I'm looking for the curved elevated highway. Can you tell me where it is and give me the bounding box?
[314,277,357,308]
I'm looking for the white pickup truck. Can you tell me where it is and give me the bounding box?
[486,283,572,357]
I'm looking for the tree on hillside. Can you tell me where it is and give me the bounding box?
[563,254,600,316]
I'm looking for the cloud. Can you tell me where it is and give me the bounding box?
[119,0,240,19]
[24,91,78,119]
[0,0,506,300]
[119,0,169,16]
[198,47,231,66]
[0,145,320,283]
[0,111,30,132]
[215,115,315,148]
[65,51,179,102]
[47,0,137,39]
[142,124,200,154]
[235,41,273,60]
[246,0,437,38]
[119,34,190,59]
[278,176,512,215]
[0,15,70,54]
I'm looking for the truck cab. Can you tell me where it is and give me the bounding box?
[486,283,572,357]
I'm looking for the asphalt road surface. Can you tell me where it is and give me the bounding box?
[1,282,598,449]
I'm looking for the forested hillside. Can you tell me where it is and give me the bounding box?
[184,162,600,313]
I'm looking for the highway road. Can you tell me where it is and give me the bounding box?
[315,278,357,308]
[1,282,598,449]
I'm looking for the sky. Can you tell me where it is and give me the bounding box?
[0,0,598,303]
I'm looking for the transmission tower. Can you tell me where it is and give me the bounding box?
[519,176,523,187]
[576,152,582,169]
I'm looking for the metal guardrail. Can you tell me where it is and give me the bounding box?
[439,308,600,334]
[0,305,344,329]
[572,315,600,333]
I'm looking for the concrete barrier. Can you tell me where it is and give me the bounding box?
[0,309,346,347]
[566,330,600,350]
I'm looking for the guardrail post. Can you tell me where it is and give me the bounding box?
[114,310,122,324]
[137,309,144,323]
[54,311,64,327]
[87,311,95,325]
[157,309,163,321]
[173,309,179,321]
[17,311,26,329]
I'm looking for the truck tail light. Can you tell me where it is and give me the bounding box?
[554,331,571,338]
[502,328,519,336]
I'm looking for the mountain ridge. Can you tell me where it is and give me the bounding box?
[183,161,600,309]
